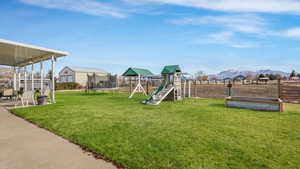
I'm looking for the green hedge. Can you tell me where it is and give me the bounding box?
[55,82,82,90]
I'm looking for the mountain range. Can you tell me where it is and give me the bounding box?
[208,69,290,80]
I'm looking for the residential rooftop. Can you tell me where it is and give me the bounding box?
[67,66,108,74]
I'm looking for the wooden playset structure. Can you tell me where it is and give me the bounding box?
[143,65,182,105]
[122,67,154,98]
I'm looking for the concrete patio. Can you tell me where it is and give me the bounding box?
[0,106,117,169]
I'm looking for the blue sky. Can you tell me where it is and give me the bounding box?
[1,0,300,75]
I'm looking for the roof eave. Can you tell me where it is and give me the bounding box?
[0,39,69,67]
[0,39,69,56]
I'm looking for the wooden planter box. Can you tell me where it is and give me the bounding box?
[225,97,283,112]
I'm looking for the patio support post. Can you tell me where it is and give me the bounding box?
[13,67,17,91]
[18,68,21,90]
[40,61,43,93]
[51,55,56,103]
[31,64,34,91]
[24,66,27,91]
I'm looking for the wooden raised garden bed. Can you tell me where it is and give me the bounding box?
[225,96,283,112]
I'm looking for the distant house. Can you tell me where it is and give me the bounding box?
[258,77,270,83]
[58,66,108,87]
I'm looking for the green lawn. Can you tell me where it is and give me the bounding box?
[12,92,300,169]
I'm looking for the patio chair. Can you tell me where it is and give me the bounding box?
[43,88,51,96]
[43,88,52,103]
[20,91,36,107]
[18,88,24,98]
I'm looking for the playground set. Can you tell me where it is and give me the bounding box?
[123,65,183,105]
[122,65,284,111]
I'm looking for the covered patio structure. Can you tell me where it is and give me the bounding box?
[0,39,68,106]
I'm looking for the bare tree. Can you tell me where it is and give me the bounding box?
[47,70,53,80]
[194,71,205,80]
[290,70,297,78]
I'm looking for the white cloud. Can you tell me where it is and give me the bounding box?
[19,0,127,18]
[278,27,300,38]
[265,27,300,38]
[124,0,300,14]
[170,14,267,33]
[208,31,233,43]
[171,14,300,40]
[193,31,257,48]
[230,44,256,48]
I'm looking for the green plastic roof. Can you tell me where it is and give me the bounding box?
[161,65,181,74]
[122,67,154,76]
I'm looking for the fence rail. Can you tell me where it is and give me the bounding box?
[280,80,300,103]
[181,83,279,99]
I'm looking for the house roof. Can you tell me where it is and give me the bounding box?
[161,65,181,74]
[68,66,108,74]
[0,39,68,67]
[122,67,154,76]
[259,77,270,80]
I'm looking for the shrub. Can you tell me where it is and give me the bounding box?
[290,70,297,78]
[55,82,82,90]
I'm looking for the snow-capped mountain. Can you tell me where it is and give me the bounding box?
[208,69,289,80]
[256,70,289,77]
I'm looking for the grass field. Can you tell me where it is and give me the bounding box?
[12,92,300,169]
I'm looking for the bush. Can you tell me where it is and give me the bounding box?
[55,82,82,90]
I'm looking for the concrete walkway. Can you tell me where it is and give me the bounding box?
[0,106,117,169]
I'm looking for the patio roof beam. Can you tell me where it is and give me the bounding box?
[24,66,27,91]
[40,62,43,92]
[13,67,17,91]
[51,55,55,103]
[31,64,34,91]
[18,68,21,90]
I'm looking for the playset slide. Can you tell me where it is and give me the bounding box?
[143,85,174,105]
